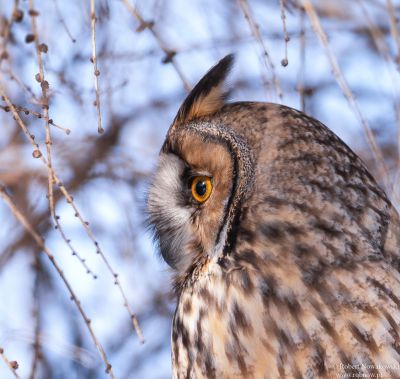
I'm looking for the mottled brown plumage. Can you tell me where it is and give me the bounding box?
[147,56,400,378]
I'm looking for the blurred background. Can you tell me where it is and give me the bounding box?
[0,0,399,378]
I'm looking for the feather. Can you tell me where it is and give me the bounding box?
[172,54,234,127]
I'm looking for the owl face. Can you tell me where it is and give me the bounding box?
[147,55,254,275]
[147,128,234,273]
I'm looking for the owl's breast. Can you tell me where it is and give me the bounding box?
[171,244,400,379]
[172,258,277,379]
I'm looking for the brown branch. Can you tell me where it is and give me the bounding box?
[0,346,20,379]
[386,0,400,68]
[28,0,55,236]
[0,186,116,379]
[298,5,306,112]
[0,96,94,277]
[303,0,390,189]
[238,0,283,100]
[52,0,76,43]
[3,67,41,104]
[122,0,191,92]
[29,255,42,379]
[356,0,400,199]
[90,0,104,134]
[0,0,21,69]
[0,103,71,134]
[279,0,290,67]
[0,87,144,343]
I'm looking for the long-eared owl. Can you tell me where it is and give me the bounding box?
[147,55,400,378]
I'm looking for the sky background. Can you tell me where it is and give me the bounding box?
[0,0,399,378]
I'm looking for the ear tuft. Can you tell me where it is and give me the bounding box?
[173,54,234,126]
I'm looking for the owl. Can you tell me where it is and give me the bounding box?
[147,55,400,378]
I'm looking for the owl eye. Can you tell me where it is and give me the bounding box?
[190,176,212,203]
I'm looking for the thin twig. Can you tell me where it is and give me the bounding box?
[0,0,21,69]
[0,87,144,343]
[25,1,96,277]
[298,5,306,112]
[3,67,41,104]
[357,0,393,63]
[1,99,97,275]
[238,0,283,100]
[53,0,76,43]
[122,0,191,92]
[29,256,41,379]
[90,0,104,134]
[0,186,116,379]
[54,214,98,279]
[0,92,93,279]
[303,0,389,189]
[0,346,20,379]
[0,103,71,134]
[357,0,400,199]
[28,0,55,232]
[386,0,400,69]
[279,0,290,67]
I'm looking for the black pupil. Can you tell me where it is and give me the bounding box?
[195,180,207,197]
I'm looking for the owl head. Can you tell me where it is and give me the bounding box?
[147,55,255,276]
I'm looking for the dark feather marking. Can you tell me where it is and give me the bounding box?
[172,315,180,366]
[263,195,287,208]
[261,221,303,242]
[179,321,191,350]
[260,276,277,305]
[224,341,234,363]
[383,310,400,339]
[194,309,205,353]
[236,354,249,377]
[348,322,379,354]
[238,226,256,243]
[227,308,251,376]
[288,152,324,167]
[183,299,192,314]
[185,357,192,379]
[235,249,262,269]
[368,277,400,307]
[301,259,330,286]
[312,218,342,238]
[239,268,254,293]
[318,315,339,341]
[204,351,216,379]
[198,287,216,308]
[232,301,252,334]
[226,336,250,376]
[277,350,285,378]
[293,243,315,258]
[313,342,326,375]
[261,222,285,240]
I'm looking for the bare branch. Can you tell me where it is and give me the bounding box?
[0,186,116,379]
[303,0,389,189]
[122,0,191,92]
[279,0,290,67]
[28,0,56,242]
[386,0,400,69]
[90,0,104,134]
[0,346,20,379]
[0,103,71,135]
[238,0,283,100]
[0,86,144,343]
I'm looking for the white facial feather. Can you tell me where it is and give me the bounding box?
[147,153,194,271]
